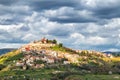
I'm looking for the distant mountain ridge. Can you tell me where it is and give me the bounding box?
[0,48,17,55]
[103,51,120,56]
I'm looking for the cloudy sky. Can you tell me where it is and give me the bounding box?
[0,0,120,51]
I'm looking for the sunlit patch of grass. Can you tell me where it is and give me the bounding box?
[111,57,120,62]
[0,50,20,64]
[0,57,7,64]
[103,57,120,63]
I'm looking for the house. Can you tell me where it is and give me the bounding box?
[26,57,34,64]
[51,51,58,57]
[35,56,41,60]
[41,56,48,62]
[47,58,55,63]
[46,56,55,63]
[41,37,48,43]
[75,50,82,53]
[27,62,34,67]
[22,65,27,70]
[20,48,26,52]
[16,61,24,66]
[40,50,46,54]
[107,54,113,58]
[34,64,44,69]
[63,61,70,64]
[25,46,30,51]
[58,52,64,58]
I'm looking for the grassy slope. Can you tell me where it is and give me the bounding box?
[0,50,23,72]
[0,66,120,80]
[65,74,120,80]
[0,50,21,64]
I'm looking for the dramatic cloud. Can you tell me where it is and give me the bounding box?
[80,0,120,19]
[0,0,120,51]
[29,0,77,10]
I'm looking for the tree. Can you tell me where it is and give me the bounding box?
[0,64,5,70]
[58,43,63,47]
[52,39,57,44]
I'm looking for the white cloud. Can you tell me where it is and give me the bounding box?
[11,5,30,12]
[85,23,99,33]
[81,0,97,8]
[22,33,38,42]
[0,35,6,40]
[70,33,85,39]
[80,0,120,9]
[0,24,24,32]
[41,7,95,21]
[0,15,119,51]
[0,43,24,49]
[103,48,120,52]
[42,7,75,18]
[86,36,107,45]
[104,18,120,29]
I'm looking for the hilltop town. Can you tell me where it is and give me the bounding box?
[16,37,79,70]
[11,37,113,70]
[0,38,120,80]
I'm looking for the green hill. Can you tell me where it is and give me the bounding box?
[0,38,120,80]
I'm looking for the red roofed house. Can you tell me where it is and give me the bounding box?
[41,37,47,43]
[25,46,30,51]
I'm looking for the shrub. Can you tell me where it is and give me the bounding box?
[5,53,24,62]
[52,39,57,44]
[0,64,6,70]
[58,43,63,47]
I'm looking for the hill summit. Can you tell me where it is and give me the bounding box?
[0,38,120,80]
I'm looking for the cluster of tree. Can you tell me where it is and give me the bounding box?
[47,39,57,44]
[111,52,120,56]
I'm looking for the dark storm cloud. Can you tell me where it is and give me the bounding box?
[0,18,24,25]
[48,28,71,37]
[8,38,26,43]
[0,16,24,25]
[0,19,14,25]
[0,3,32,25]
[1,0,120,24]
[79,0,120,20]
[33,0,120,23]
[91,44,120,51]
[93,6,120,19]
[19,26,30,32]
[0,39,24,43]
[49,17,97,23]
[0,0,17,6]
[29,0,77,10]
[0,29,8,35]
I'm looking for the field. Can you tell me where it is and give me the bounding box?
[0,68,120,80]
[65,74,120,80]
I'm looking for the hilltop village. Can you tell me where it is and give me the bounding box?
[16,38,72,70]
[0,38,119,80]
[14,38,113,70]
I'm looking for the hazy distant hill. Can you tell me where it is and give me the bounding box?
[0,48,16,55]
[103,51,120,56]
